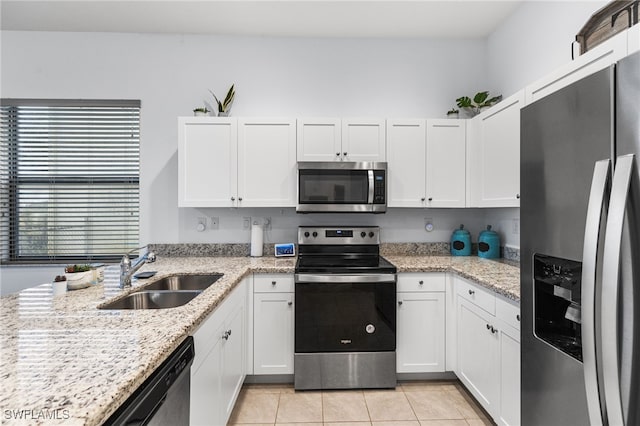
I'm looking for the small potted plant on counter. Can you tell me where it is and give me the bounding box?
[64,264,93,289]
[209,84,235,117]
[446,108,460,118]
[456,91,502,116]
[193,107,210,117]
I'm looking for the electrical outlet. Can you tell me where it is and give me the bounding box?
[243,217,251,230]
[264,217,272,231]
[512,219,520,234]
[210,217,219,230]
[424,217,434,232]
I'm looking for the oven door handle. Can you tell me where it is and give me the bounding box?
[295,273,396,284]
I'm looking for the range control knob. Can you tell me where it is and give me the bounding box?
[312,231,318,238]
[304,231,310,238]
[361,231,367,238]
[369,232,375,238]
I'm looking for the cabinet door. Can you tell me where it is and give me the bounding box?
[457,298,499,415]
[498,323,521,426]
[253,293,295,374]
[178,117,237,207]
[221,300,246,424]
[191,320,224,426]
[386,119,426,207]
[297,118,342,162]
[237,118,297,207]
[468,91,524,208]
[426,119,466,207]
[397,292,445,373]
[342,118,386,162]
[526,30,627,104]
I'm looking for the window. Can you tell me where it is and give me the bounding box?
[0,99,140,263]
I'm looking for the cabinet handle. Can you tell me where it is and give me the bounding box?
[272,281,277,285]
[486,324,497,334]
[222,330,231,340]
[398,300,403,305]
[517,314,521,322]
[468,289,475,295]
[419,280,424,285]
[231,197,235,201]
[516,194,521,199]
[288,301,293,306]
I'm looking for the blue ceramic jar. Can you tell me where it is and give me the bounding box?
[451,224,471,256]
[478,225,500,259]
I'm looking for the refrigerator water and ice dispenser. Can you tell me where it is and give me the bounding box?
[534,254,583,361]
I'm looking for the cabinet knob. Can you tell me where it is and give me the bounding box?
[343,152,348,156]
[272,281,277,285]
[491,326,498,334]
[516,194,520,199]
[419,280,424,285]
[238,197,243,201]
[222,330,231,340]
[486,323,491,330]
[231,197,235,201]
[517,314,521,322]
[336,152,341,157]
[428,197,433,201]
[468,289,475,295]
[288,301,293,306]
[398,300,403,305]
[421,197,426,201]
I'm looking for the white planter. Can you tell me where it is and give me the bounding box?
[65,271,92,289]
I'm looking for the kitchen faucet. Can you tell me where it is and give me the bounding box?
[120,246,156,288]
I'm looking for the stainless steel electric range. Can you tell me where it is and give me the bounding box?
[293,226,397,390]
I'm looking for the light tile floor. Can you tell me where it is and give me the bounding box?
[228,381,495,425]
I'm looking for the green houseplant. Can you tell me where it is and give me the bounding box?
[209,84,235,116]
[456,91,502,116]
[193,107,210,116]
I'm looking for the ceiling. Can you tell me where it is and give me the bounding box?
[1,0,522,39]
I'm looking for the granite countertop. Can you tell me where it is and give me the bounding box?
[0,254,519,425]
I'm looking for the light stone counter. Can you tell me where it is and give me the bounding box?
[0,254,518,425]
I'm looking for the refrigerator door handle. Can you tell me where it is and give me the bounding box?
[601,154,635,426]
[582,159,611,426]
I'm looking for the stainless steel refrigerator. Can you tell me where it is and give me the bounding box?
[521,50,640,425]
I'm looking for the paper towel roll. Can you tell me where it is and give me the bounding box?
[250,222,264,257]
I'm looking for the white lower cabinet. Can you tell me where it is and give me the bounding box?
[191,278,247,426]
[396,273,446,373]
[454,276,521,426]
[253,274,295,375]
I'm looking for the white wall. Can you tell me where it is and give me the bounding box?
[486,0,608,98]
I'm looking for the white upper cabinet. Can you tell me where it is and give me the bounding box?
[296,118,342,162]
[178,117,237,207]
[467,90,524,208]
[237,118,297,207]
[426,119,466,208]
[342,118,387,162]
[525,30,627,104]
[386,119,427,207]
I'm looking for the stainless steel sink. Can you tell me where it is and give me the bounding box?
[100,290,202,310]
[140,274,223,292]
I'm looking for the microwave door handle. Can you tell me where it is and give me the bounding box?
[602,154,635,426]
[368,170,374,204]
[581,158,610,426]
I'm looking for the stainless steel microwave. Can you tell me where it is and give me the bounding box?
[296,162,387,213]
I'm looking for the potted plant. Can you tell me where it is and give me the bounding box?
[193,107,210,117]
[64,264,93,289]
[456,91,502,116]
[209,84,235,117]
[446,108,460,118]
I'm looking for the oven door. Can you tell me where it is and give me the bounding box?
[294,274,396,353]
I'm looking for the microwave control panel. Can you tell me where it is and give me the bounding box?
[373,171,386,203]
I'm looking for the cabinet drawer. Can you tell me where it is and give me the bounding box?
[397,273,446,292]
[456,278,495,315]
[254,274,294,293]
[496,297,520,332]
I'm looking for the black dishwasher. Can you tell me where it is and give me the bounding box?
[104,336,194,426]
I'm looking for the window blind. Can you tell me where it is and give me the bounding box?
[0,99,140,263]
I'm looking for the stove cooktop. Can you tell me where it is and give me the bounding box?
[294,255,397,274]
